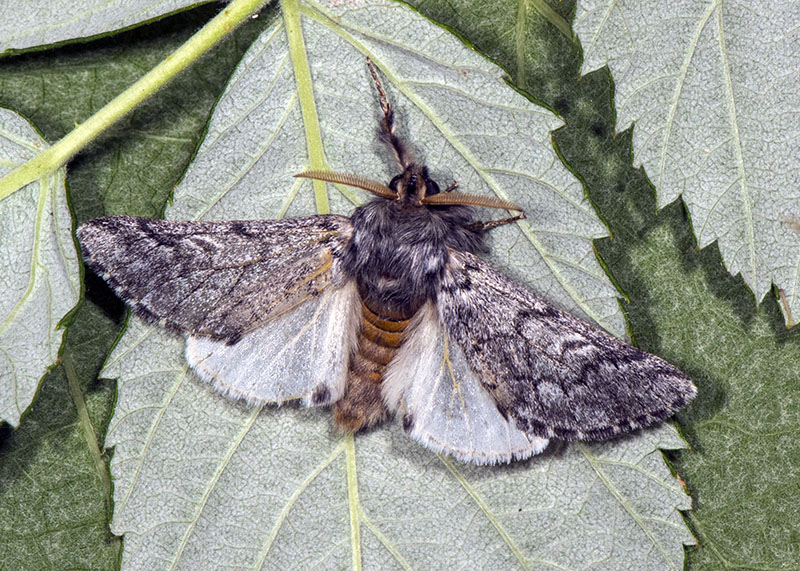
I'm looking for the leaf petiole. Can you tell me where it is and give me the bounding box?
[0,0,272,201]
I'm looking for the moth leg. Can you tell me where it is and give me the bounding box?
[443,182,459,193]
[466,213,525,232]
[366,58,414,169]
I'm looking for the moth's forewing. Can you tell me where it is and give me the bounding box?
[436,250,697,441]
[77,216,353,342]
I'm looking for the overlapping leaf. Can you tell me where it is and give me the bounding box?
[0,0,205,53]
[0,109,80,426]
[575,0,800,326]
[108,314,691,568]
[102,1,693,568]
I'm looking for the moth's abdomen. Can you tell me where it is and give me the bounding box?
[333,300,412,432]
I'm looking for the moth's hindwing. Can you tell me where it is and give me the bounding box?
[438,250,697,441]
[77,215,353,343]
[383,302,549,465]
[186,280,360,406]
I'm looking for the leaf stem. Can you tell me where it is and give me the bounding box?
[0,0,271,201]
[283,0,330,214]
[344,434,362,571]
[441,456,534,570]
[61,349,113,511]
[530,0,574,41]
[578,442,680,570]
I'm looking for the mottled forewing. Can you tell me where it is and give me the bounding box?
[186,280,360,407]
[383,302,549,465]
[438,250,696,441]
[78,215,353,342]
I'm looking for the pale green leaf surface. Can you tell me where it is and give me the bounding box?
[107,317,691,569]
[103,1,693,568]
[0,0,207,53]
[0,108,80,426]
[574,0,800,326]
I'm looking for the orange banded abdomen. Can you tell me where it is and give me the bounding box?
[333,300,412,432]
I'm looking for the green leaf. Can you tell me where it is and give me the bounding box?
[101,1,693,568]
[0,5,270,569]
[411,1,800,568]
[574,0,800,328]
[2,0,795,567]
[107,320,692,569]
[0,0,271,198]
[0,108,80,426]
[0,0,206,53]
[0,302,119,569]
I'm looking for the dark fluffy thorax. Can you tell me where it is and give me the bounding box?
[342,199,483,314]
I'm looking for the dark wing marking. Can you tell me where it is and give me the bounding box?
[437,250,697,441]
[77,215,353,343]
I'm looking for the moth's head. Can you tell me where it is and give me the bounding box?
[294,169,522,212]
[389,165,440,205]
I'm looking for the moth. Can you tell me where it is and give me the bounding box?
[78,60,696,465]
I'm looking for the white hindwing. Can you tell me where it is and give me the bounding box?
[383,302,548,465]
[186,280,360,407]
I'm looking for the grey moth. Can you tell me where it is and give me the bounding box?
[78,61,695,465]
